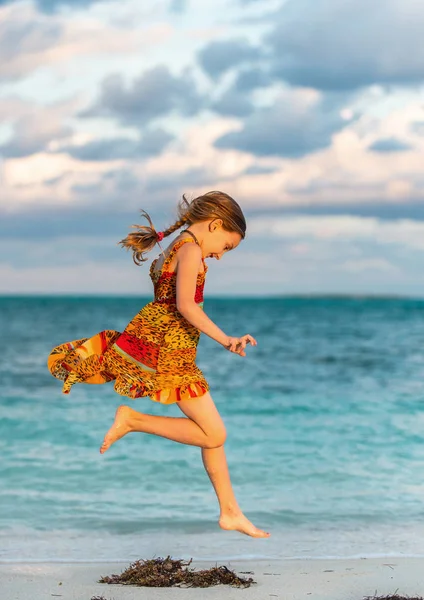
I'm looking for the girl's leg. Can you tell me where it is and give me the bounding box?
[100,392,270,538]
[100,392,227,451]
[177,395,270,539]
[200,445,270,537]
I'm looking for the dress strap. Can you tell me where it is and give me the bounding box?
[180,229,200,246]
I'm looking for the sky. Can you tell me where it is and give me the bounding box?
[1,0,424,296]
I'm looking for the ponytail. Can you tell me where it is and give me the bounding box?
[118,209,189,266]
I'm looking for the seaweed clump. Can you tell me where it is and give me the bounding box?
[364,593,424,600]
[98,555,256,588]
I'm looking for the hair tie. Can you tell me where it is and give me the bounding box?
[156,231,164,242]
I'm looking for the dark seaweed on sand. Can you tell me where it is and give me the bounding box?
[364,593,424,600]
[98,555,256,588]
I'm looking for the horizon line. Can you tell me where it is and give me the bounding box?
[1,293,424,301]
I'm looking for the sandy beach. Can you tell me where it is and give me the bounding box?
[1,557,423,600]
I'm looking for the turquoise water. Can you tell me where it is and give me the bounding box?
[1,295,424,561]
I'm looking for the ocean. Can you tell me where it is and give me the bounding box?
[1,295,424,563]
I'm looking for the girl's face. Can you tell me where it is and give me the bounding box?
[204,219,242,261]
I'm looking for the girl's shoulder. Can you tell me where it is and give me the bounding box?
[166,233,203,268]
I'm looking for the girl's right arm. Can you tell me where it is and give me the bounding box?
[175,243,256,355]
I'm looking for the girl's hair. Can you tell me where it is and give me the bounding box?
[118,190,246,266]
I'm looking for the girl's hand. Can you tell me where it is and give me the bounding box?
[224,335,257,357]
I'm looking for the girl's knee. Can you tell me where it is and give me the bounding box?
[205,428,227,448]
[177,391,226,446]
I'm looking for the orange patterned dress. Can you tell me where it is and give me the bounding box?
[47,232,209,404]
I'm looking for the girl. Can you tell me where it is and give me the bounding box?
[47,190,270,539]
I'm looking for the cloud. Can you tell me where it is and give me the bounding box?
[0,151,119,211]
[169,0,187,13]
[0,205,139,240]
[197,38,263,78]
[0,4,61,80]
[271,201,424,221]
[2,97,424,217]
[368,137,413,153]
[233,67,272,92]
[0,117,242,213]
[243,165,279,176]
[0,0,111,12]
[0,97,77,158]
[411,121,424,136]
[266,0,424,90]
[248,215,424,251]
[0,260,150,295]
[209,67,272,117]
[81,65,204,127]
[0,3,161,81]
[65,165,211,205]
[210,88,255,117]
[60,128,175,161]
[341,258,396,273]
[214,88,347,157]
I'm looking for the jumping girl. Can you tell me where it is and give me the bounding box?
[47,190,270,539]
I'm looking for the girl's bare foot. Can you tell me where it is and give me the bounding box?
[219,512,271,538]
[100,405,133,454]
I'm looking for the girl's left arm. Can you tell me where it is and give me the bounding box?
[175,243,230,347]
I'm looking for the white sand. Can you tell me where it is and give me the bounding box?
[1,557,422,600]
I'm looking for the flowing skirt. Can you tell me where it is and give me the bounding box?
[47,329,209,405]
